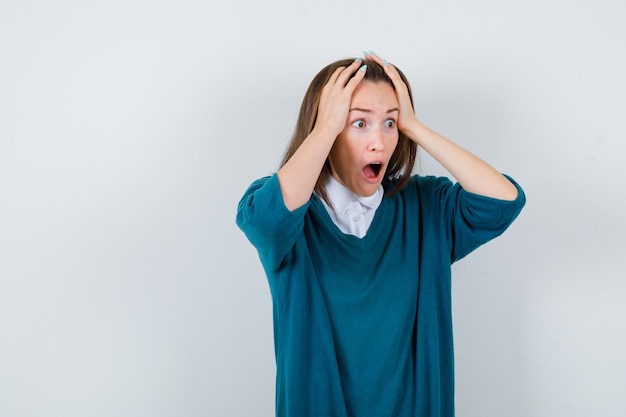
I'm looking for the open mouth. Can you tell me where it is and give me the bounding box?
[363,162,382,180]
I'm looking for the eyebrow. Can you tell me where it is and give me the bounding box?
[349,107,400,114]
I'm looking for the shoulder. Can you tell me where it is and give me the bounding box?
[386,174,455,199]
[241,175,273,195]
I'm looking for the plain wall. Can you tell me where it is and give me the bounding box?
[1,0,624,416]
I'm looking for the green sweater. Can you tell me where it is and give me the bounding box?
[237,173,525,417]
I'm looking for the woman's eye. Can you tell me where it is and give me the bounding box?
[385,119,396,128]
[352,120,365,128]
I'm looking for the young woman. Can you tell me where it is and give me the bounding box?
[236,52,525,417]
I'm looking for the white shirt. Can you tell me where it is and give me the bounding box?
[319,175,384,238]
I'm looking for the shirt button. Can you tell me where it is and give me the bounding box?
[353,215,361,222]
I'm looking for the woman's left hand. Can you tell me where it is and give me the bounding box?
[364,53,519,200]
[364,53,420,139]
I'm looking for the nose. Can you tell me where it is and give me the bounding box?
[368,128,384,152]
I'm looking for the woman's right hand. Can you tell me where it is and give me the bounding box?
[313,59,368,137]
[277,59,367,211]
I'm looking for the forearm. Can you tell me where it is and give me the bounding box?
[404,120,518,201]
[277,60,368,212]
[277,126,337,211]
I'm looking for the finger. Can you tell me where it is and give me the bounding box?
[373,57,408,94]
[363,53,394,75]
[363,52,386,67]
[367,54,399,79]
[344,62,367,91]
[335,58,365,86]
[327,65,347,86]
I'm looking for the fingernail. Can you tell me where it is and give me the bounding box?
[360,64,367,72]
[383,59,388,66]
[369,50,376,55]
[355,57,362,63]
[363,51,371,56]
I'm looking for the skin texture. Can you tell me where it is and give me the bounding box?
[328,81,399,197]
[277,53,518,212]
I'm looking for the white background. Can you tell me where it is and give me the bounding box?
[1,0,624,416]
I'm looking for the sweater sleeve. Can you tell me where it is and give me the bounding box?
[420,174,526,263]
[236,174,311,271]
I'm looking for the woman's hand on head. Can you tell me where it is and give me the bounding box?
[314,59,368,137]
[276,59,367,212]
[365,53,420,139]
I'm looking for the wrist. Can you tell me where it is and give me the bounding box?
[311,123,341,142]
[400,118,425,144]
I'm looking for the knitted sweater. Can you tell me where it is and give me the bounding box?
[236,173,525,417]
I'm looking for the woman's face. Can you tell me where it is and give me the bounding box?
[328,80,399,197]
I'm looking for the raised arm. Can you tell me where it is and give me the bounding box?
[277,59,367,211]
[367,54,519,201]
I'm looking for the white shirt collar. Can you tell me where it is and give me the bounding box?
[324,175,383,213]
